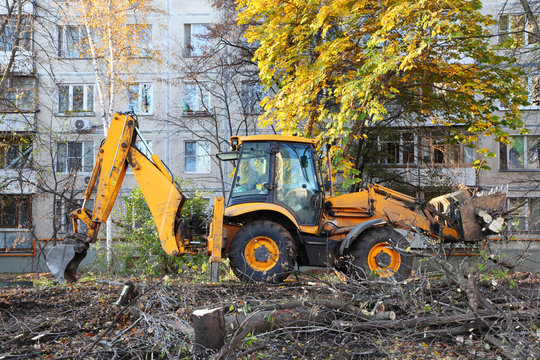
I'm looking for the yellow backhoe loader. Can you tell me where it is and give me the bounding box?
[46,113,506,283]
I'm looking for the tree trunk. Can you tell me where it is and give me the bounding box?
[106,217,113,269]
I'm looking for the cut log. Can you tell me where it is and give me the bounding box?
[192,307,226,355]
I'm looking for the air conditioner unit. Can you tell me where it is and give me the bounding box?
[70,118,90,132]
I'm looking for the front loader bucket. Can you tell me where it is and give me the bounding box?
[428,187,507,242]
[46,241,88,283]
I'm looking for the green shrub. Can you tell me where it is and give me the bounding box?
[98,180,212,276]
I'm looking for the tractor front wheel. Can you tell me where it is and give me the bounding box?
[349,227,412,280]
[229,220,296,282]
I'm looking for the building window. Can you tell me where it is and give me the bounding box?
[499,13,539,46]
[183,83,210,115]
[420,131,474,166]
[57,25,88,58]
[376,132,416,165]
[0,195,32,252]
[0,16,32,52]
[500,136,540,170]
[0,135,32,169]
[0,195,30,228]
[56,141,94,173]
[524,76,540,108]
[54,199,94,233]
[58,84,94,115]
[507,198,540,232]
[134,139,152,158]
[185,140,210,173]
[127,83,153,115]
[241,81,264,115]
[0,77,35,112]
[184,24,208,57]
[128,25,152,57]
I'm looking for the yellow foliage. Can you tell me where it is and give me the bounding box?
[237,0,528,182]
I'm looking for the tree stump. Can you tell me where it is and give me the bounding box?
[115,281,139,307]
[192,307,226,355]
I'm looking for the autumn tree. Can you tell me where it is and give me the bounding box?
[238,0,528,188]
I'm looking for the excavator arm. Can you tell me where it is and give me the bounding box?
[47,113,187,282]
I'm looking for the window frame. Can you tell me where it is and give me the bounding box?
[500,135,540,171]
[0,15,32,52]
[184,140,211,174]
[420,130,475,167]
[241,81,264,115]
[0,135,33,169]
[127,83,153,115]
[506,197,540,233]
[0,195,31,229]
[0,77,36,112]
[184,23,208,57]
[127,24,152,58]
[498,13,540,46]
[183,83,210,116]
[57,25,89,59]
[376,132,418,166]
[0,195,32,253]
[57,84,94,115]
[521,76,540,109]
[56,141,94,173]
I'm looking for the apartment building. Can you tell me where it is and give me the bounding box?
[0,0,537,272]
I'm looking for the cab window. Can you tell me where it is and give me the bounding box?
[231,142,270,197]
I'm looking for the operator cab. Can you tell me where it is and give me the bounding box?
[222,136,324,226]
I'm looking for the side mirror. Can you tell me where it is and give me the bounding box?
[324,180,332,192]
[216,151,239,161]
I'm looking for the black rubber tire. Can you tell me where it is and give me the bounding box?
[229,220,296,283]
[348,227,413,281]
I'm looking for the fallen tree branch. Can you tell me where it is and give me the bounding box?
[332,309,540,333]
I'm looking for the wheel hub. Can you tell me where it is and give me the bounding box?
[254,245,270,262]
[375,251,392,267]
[244,236,280,272]
[367,242,402,278]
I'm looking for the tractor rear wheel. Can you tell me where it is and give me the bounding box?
[348,227,412,280]
[229,220,296,282]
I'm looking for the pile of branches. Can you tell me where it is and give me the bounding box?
[75,259,539,359]
[1,253,538,359]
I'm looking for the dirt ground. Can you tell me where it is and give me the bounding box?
[0,270,539,360]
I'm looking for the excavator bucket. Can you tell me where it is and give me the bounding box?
[46,239,88,283]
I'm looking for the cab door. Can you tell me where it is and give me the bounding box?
[228,141,272,205]
[274,142,322,225]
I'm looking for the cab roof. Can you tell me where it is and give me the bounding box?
[231,135,318,146]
